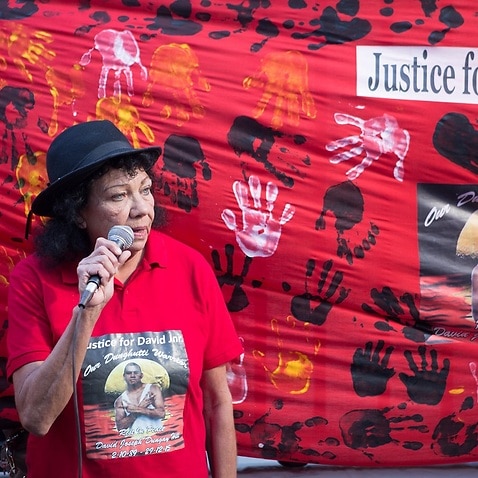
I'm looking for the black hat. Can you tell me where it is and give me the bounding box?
[31,120,162,217]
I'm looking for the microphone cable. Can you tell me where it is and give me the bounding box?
[70,225,134,478]
[72,306,84,478]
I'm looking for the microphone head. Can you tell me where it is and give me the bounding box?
[108,225,134,250]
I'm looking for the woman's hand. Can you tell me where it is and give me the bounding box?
[77,236,132,308]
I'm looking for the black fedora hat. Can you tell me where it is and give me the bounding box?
[31,120,161,217]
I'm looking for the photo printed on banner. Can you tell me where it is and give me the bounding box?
[418,184,478,340]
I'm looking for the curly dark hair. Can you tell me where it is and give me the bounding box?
[34,155,165,266]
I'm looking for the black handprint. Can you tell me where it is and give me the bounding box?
[290,259,349,326]
[316,181,379,265]
[227,116,295,187]
[235,407,330,462]
[351,340,395,397]
[340,405,426,456]
[433,113,478,174]
[291,6,371,50]
[337,222,379,264]
[399,346,450,405]
[362,286,431,342]
[211,244,254,312]
[363,286,407,318]
[432,398,478,457]
[158,134,211,212]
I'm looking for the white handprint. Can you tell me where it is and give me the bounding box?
[226,338,248,404]
[79,29,147,98]
[326,112,410,181]
[221,175,295,258]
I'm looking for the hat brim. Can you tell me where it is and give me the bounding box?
[31,146,161,217]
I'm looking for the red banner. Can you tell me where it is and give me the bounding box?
[2,0,478,467]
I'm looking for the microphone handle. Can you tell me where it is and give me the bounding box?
[78,275,101,308]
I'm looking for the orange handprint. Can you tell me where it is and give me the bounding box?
[143,43,210,126]
[253,315,320,395]
[243,50,316,130]
[45,63,85,136]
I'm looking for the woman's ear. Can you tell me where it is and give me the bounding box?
[76,215,87,229]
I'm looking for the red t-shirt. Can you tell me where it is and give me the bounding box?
[7,230,243,478]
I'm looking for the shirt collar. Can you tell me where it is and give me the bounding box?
[142,229,168,270]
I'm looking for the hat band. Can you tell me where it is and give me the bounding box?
[53,140,133,182]
[76,140,133,169]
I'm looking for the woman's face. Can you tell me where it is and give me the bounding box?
[80,167,155,255]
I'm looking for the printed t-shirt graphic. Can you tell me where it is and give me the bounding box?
[81,331,189,460]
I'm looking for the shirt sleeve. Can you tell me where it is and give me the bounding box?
[195,254,244,370]
[7,256,55,378]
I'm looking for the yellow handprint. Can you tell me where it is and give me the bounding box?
[92,97,155,149]
[15,150,47,218]
[253,315,320,394]
[244,50,316,130]
[143,43,210,126]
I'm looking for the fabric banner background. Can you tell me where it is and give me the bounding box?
[2,0,478,467]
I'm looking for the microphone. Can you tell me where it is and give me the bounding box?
[78,225,134,308]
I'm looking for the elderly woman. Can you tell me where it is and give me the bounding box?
[7,120,242,478]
